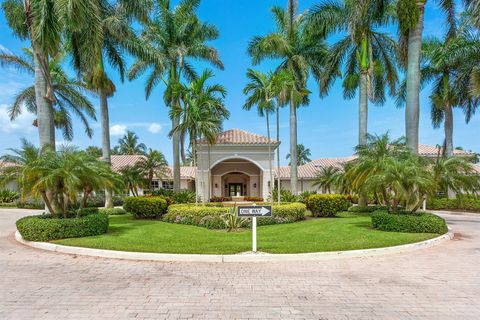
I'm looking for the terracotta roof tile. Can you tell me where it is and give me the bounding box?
[199,129,278,145]
[109,155,196,179]
[418,144,474,156]
[275,157,356,179]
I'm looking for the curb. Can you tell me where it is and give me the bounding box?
[15,228,454,263]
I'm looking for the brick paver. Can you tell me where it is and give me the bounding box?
[1,209,479,319]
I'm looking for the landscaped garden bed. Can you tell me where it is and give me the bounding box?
[51,212,442,254]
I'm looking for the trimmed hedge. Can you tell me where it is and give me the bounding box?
[427,197,480,212]
[16,213,109,241]
[348,205,380,213]
[163,203,307,229]
[371,210,448,234]
[306,194,351,217]
[123,197,168,219]
[99,208,127,215]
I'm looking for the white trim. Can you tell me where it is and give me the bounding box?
[209,156,265,171]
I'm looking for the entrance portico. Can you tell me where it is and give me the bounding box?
[196,129,279,202]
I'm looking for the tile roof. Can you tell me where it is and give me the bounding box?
[199,129,279,145]
[109,155,196,179]
[0,161,18,169]
[418,144,474,156]
[473,164,480,174]
[275,157,356,179]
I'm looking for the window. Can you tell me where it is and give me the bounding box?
[162,180,174,190]
[150,180,160,191]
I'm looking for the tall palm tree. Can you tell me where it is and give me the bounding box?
[309,0,398,147]
[116,131,147,155]
[248,0,326,195]
[170,70,228,204]
[67,0,152,208]
[397,33,478,158]
[287,144,312,166]
[396,0,456,153]
[243,69,276,202]
[128,0,224,192]
[0,49,96,141]
[2,0,102,149]
[136,149,168,192]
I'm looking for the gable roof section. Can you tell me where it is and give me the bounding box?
[276,157,356,179]
[109,155,196,179]
[199,129,279,145]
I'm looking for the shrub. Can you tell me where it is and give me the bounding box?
[163,204,229,226]
[371,210,448,234]
[222,209,248,231]
[348,205,386,213]
[99,208,127,215]
[123,197,168,219]
[163,203,306,229]
[306,194,351,217]
[270,188,299,203]
[16,213,109,241]
[427,196,480,212]
[76,194,124,208]
[151,189,197,204]
[297,191,316,204]
[244,196,264,202]
[16,198,44,209]
[209,196,232,202]
[0,190,19,203]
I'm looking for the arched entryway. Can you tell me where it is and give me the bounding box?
[210,158,263,198]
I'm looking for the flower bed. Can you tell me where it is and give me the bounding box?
[163,203,307,229]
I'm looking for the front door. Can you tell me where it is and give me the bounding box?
[228,183,243,197]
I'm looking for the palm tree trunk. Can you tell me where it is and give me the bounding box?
[208,144,211,200]
[172,115,181,191]
[193,141,198,206]
[290,94,298,195]
[100,90,114,208]
[276,101,281,206]
[180,131,186,164]
[358,71,369,207]
[405,1,425,154]
[359,72,368,146]
[33,49,55,148]
[266,112,273,205]
[444,103,454,158]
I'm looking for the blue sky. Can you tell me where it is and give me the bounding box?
[0,0,478,165]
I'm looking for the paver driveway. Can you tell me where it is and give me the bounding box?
[1,209,479,320]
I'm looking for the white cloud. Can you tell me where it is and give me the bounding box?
[0,104,36,135]
[110,124,127,136]
[0,44,11,53]
[148,122,162,134]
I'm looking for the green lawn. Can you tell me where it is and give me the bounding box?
[53,213,440,254]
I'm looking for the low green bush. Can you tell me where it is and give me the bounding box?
[0,190,19,203]
[99,208,127,215]
[16,213,109,241]
[150,189,197,204]
[306,194,351,217]
[427,196,480,212]
[74,207,99,216]
[164,203,306,229]
[123,197,168,219]
[16,198,44,210]
[371,210,448,234]
[347,205,389,213]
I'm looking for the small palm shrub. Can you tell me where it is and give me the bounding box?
[270,188,299,203]
[306,194,351,217]
[223,207,248,232]
[0,190,19,203]
[371,210,448,234]
[16,213,109,241]
[123,197,168,219]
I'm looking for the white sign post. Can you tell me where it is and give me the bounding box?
[237,204,272,253]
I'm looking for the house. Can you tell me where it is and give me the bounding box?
[108,129,479,200]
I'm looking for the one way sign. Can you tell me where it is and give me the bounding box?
[237,205,272,217]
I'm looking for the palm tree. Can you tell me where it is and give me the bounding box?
[396,0,456,153]
[128,0,224,192]
[0,139,40,190]
[313,166,342,193]
[243,69,276,203]
[170,70,229,205]
[85,146,103,158]
[2,0,102,149]
[119,166,144,197]
[116,131,147,155]
[286,144,312,166]
[248,0,327,195]
[136,149,168,192]
[430,155,480,197]
[0,49,96,141]
[67,0,152,208]
[309,0,398,147]
[397,33,478,158]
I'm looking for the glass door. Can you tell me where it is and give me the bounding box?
[228,183,243,196]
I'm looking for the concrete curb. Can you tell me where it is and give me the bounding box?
[15,227,454,263]
[431,209,480,217]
